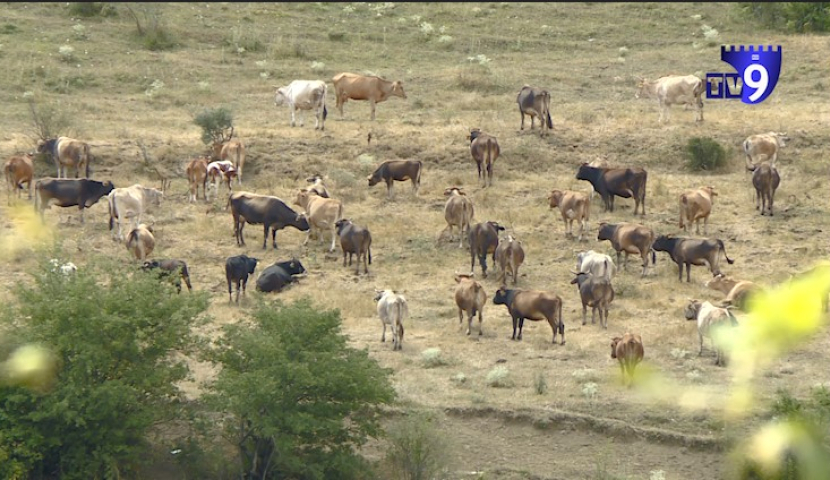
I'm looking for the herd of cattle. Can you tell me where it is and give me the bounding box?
[1,71,801,386]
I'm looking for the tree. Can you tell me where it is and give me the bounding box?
[0,255,209,480]
[202,298,396,480]
[193,107,235,146]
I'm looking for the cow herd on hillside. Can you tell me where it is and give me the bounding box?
[2,71,801,386]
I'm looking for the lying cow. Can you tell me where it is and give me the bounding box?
[228,192,310,249]
[441,187,474,248]
[494,234,525,286]
[596,222,656,277]
[142,259,193,293]
[570,271,614,329]
[684,299,738,366]
[468,128,500,188]
[469,221,505,278]
[225,254,259,303]
[744,132,788,171]
[705,274,763,311]
[576,250,616,282]
[35,178,115,223]
[273,79,328,130]
[256,258,306,293]
[635,75,704,123]
[332,72,407,120]
[375,289,408,351]
[125,223,155,261]
[516,85,553,136]
[453,272,486,336]
[367,160,422,200]
[4,153,34,204]
[334,218,372,275]
[547,188,590,241]
[611,333,644,387]
[679,186,717,235]
[652,235,735,283]
[751,162,781,216]
[493,287,564,344]
[576,163,647,215]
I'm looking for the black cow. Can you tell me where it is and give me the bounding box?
[228,192,310,249]
[367,160,422,199]
[256,258,306,293]
[651,235,735,282]
[575,163,647,215]
[142,259,193,294]
[469,221,505,278]
[34,178,115,223]
[225,254,259,303]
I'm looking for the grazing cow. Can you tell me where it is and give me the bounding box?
[576,163,648,215]
[453,272,487,336]
[367,160,422,200]
[374,289,408,351]
[332,72,407,120]
[440,187,474,248]
[751,162,781,216]
[4,153,34,204]
[36,136,92,178]
[684,299,738,366]
[142,259,193,293]
[225,255,259,303]
[206,160,237,198]
[570,271,615,328]
[305,174,330,198]
[228,192,310,249]
[107,184,164,241]
[596,222,656,277]
[576,250,616,282]
[469,221,506,278]
[547,189,591,241]
[705,274,763,311]
[744,132,789,171]
[256,258,307,293]
[679,186,717,235]
[493,287,564,344]
[293,189,344,252]
[516,85,553,136]
[34,178,115,223]
[125,223,155,261]
[494,235,525,286]
[273,80,328,130]
[611,333,644,387]
[652,235,735,283]
[468,128,500,188]
[334,218,372,275]
[49,258,77,276]
[185,156,209,203]
[635,75,704,123]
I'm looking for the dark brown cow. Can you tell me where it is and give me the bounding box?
[34,178,115,223]
[494,234,525,286]
[596,222,656,277]
[367,160,422,199]
[228,192,310,249]
[332,72,407,120]
[576,163,647,215]
[4,153,34,204]
[493,287,564,344]
[469,221,505,278]
[516,85,553,136]
[750,162,781,216]
[468,128,500,188]
[611,333,644,387]
[334,218,372,275]
[652,235,735,282]
[570,271,615,329]
[37,137,92,178]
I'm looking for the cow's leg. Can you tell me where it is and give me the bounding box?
[466,312,473,336]
[386,181,394,200]
[381,322,386,342]
[370,100,376,121]
[329,226,337,252]
[582,303,588,325]
[698,332,704,357]
[520,112,525,130]
[703,217,708,235]
[768,191,774,216]
[477,310,483,336]
[677,263,684,282]
[686,263,692,283]
[517,317,525,340]
[511,316,518,340]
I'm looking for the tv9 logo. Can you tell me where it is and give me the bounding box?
[706,45,782,105]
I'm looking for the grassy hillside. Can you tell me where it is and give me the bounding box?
[2,3,830,478]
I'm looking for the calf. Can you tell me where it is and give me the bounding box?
[705,274,763,311]
[611,333,644,387]
[576,163,647,215]
[125,223,155,261]
[441,187,474,248]
[294,189,344,252]
[374,289,408,351]
[751,162,781,216]
[142,259,193,293]
[547,188,590,241]
[493,287,564,344]
[453,272,487,336]
[185,156,209,203]
[4,153,34,204]
[494,235,525,286]
[679,186,717,235]
[35,178,115,223]
[225,255,259,303]
[206,160,237,199]
[367,160,422,199]
[652,235,735,283]
[256,258,306,293]
[228,192,310,249]
[469,221,506,278]
[570,271,615,329]
[684,299,738,366]
[334,218,372,275]
[596,222,656,277]
[468,128,500,188]
[576,250,616,282]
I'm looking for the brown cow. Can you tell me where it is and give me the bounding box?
[367,160,422,200]
[210,127,246,185]
[611,333,644,387]
[570,271,614,328]
[185,156,209,203]
[37,137,91,178]
[750,161,781,216]
[516,85,553,136]
[453,272,487,336]
[652,235,735,283]
[125,223,155,261]
[469,221,505,278]
[547,189,590,241]
[679,186,717,235]
[468,128,500,188]
[440,187,474,248]
[596,222,656,277]
[332,72,407,120]
[334,218,372,275]
[576,163,647,215]
[4,153,34,204]
[493,287,565,345]
[705,274,763,311]
[494,235,525,286]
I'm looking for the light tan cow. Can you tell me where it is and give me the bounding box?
[679,186,717,235]
[107,184,164,241]
[440,187,474,248]
[293,189,344,252]
[705,274,764,311]
[636,75,704,123]
[185,156,209,203]
[494,235,525,286]
[744,132,789,171]
[332,72,407,120]
[547,189,590,241]
[684,299,738,367]
[4,153,34,204]
[125,223,155,261]
[453,272,487,336]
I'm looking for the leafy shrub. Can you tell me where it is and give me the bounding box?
[485,365,512,387]
[739,2,830,33]
[384,411,451,480]
[193,107,234,145]
[0,23,19,34]
[685,137,727,172]
[421,347,448,368]
[68,2,116,18]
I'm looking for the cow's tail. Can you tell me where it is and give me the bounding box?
[108,194,116,231]
[718,239,735,265]
[368,245,372,265]
[322,105,328,121]
[83,144,91,178]
[415,161,423,190]
[545,94,553,129]
[557,299,564,336]
[679,194,687,229]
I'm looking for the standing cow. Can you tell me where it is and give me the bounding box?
[750,162,781,216]
[469,221,506,278]
[367,160,422,200]
[576,163,648,215]
[375,289,408,351]
[186,156,209,203]
[332,72,407,121]
[635,75,704,123]
[334,218,372,275]
[453,272,487,336]
[440,187,474,248]
[493,287,565,344]
[494,235,525,286]
[225,254,259,303]
[4,153,34,204]
[468,128,500,188]
[516,85,553,136]
[273,79,328,130]
[611,333,644,387]
[37,136,92,178]
[652,235,735,283]
[35,178,115,223]
[125,223,155,261]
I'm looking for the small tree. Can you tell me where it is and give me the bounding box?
[202,298,396,480]
[26,97,75,143]
[685,137,727,172]
[384,411,451,480]
[193,107,235,146]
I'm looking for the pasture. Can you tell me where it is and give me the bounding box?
[2,2,830,478]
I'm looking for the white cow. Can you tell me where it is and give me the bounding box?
[636,75,704,123]
[683,299,738,367]
[576,250,616,282]
[206,160,236,199]
[374,289,408,351]
[107,184,163,241]
[273,80,328,130]
[744,132,789,171]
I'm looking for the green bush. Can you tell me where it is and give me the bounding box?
[739,2,830,33]
[384,411,451,480]
[685,137,727,172]
[68,2,117,18]
[193,107,234,145]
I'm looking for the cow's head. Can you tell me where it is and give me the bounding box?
[334,218,351,235]
[684,299,702,320]
[467,128,482,143]
[273,86,288,106]
[391,81,406,99]
[610,337,622,358]
[569,271,590,286]
[634,77,651,99]
[487,221,505,233]
[444,187,464,197]
[547,189,563,208]
[367,171,382,187]
[294,213,311,231]
[492,286,511,306]
[246,257,259,274]
[293,189,310,208]
[453,271,475,283]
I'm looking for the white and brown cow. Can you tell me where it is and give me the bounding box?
[684,299,738,367]
[37,137,92,178]
[273,79,328,130]
[107,184,164,241]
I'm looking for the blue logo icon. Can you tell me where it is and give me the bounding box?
[706,45,782,104]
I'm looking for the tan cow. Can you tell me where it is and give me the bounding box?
[494,235,525,286]
[185,156,209,203]
[611,333,644,387]
[37,137,92,178]
[441,187,474,248]
[210,127,246,185]
[468,128,500,188]
[125,223,155,261]
[596,222,656,277]
[679,186,717,235]
[744,132,788,171]
[293,189,344,252]
[548,189,590,241]
[636,75,704,123]
[453,272,487,336]
[4,153,34,204]
[332,72,407,120]
[705,274,764,311]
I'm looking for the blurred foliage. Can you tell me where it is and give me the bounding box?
[739,3,830,33]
